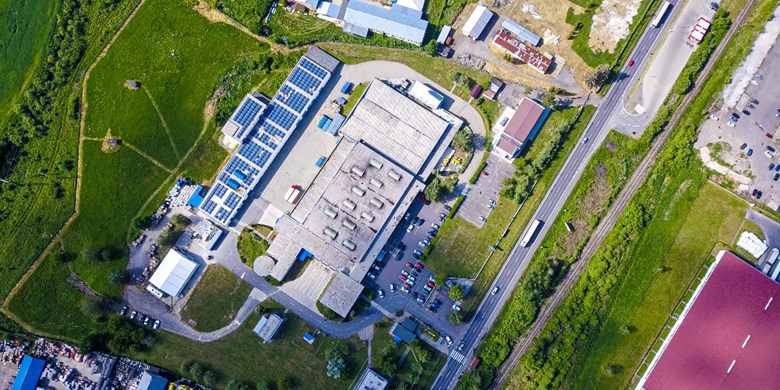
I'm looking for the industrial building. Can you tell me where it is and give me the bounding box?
[148,248,199,297]
[264,79,462,317]
[11,355,45,390]
[353,369,389,390]
[462,5,493,40]
[638,251,780,390]
[342,0,429,45]
[491,97,550,160]
[407,81,445,109]
[501,18,541,46]
[199,47,339,226]
[492,30,553,73]
[253,314,285,342]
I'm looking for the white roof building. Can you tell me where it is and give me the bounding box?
[253,314,284,342]
[407,81,444,110]
[462,5,493,40]
[149,249,199,297]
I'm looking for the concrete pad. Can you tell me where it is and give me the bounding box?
[280,261,334,312]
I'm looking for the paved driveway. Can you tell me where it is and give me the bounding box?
[458,154,515,227]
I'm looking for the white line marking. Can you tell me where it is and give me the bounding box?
[765,297,773,310]
[727,360,736,373]
[742,335,750,348]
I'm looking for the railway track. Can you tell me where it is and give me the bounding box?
[490,1,758,387]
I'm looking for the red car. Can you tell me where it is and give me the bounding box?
[404,283,412,290]
[426,281,435,288]
[753,188,758,197]
[767,133,774,139]
[399,274,407,281]
[628,59,635,67]
[415,262,424,270]
[406,261,414,269]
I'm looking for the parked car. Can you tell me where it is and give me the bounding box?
[748,149,754,156]
[727,122,736,127]
[432,223,440,230]
[709,114,719,121]
[732,112,740,119]
[415,262,424,270]
[750,98,758,104]
[757,191,763,199]
[438,213,447,222]
[428,229,438,237]
[419,240,429,248]
[768,146,776,152]
[753,188,758,197]
[775,164,780,172]
[120,306,128,316]
[748,103,756,109]
[628,59,635,67]
[767,133,774,139]
[415,297,425,304]
[143,317,150,326]
[742,110,751,115]
[412,250,422,260]
[404,283,412,290]
[423,285,432,293]
[406,261,414,269]
[429,306,438,313]
[400,286,410,293]
[445,336,453,345]
[740,143,748,150]
[395,251,404,260]
[426,281,435,288]
[765,151,774,159]
[378,289,384,298]
[130,311,137,320]
[479,216,487,222]
[773,173,779,182]
[406,223,415,233]
[401,269,409,277]
[415,218,425,226]
[443,205,452,211]
[390,283,396,293]
[368,273,377,280]
[770,163,775,170]
[412,216,420,225]
[152,320,161,330]
[404,213,411,221]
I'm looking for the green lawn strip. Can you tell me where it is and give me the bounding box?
[395,340,447,389]
[134,312,366,388]
[180,265,252,332]
[318,43,491,101]
[569,182,747,390]
[342,83,368,116]
[0,0,57,126]
[237,228,269,267]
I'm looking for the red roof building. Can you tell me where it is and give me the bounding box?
[491,98,549,160]
[639,251,780,390]
[492,30,552,74]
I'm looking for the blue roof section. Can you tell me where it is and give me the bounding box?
[186,186,205,208]
[305,0,319,6]
[138,372,168,390]
[343,2,428,45]
[12,355,45,390]
[502,19,541,46]
[199,49,338,225]
[317,1,341,18]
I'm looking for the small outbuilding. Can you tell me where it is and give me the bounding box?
[254,314,285,343]
[149,248,199,297]
[138,372,167,390]
[462,5,493,40]
[11,355,45,390]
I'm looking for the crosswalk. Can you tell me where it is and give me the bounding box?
[370,301,394,318]
[450,350,467,364]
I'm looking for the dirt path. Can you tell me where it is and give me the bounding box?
[192,0,291,54]
[122,141,174,172]
[0,0,149,331]
[142,85,181,160]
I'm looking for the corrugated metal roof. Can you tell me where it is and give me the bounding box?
[149,249,199,297]
[343,1,428,45]
[343,22,370,37]
[436,25,452,44]
[462,5,493,39]
[502,18,541,46]
[316,1,341,18]
[138,373,167,390]
[11,356,45,390]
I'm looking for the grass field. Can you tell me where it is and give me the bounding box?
[181,265,253,332]
[134,312,366,389]
[425,105,595,316]
[370,320,446,389]
[0,0,56,126]
[237,229,269,267]
[568,182,746,389]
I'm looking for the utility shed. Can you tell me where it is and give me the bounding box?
[436,25,452,44]
[11,355,45,390]
[462,5,493,40]
[149,248,199,297]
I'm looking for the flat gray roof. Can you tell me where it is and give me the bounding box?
[354,368,388,390]
[305,46,340,73]
[319,272,364,317]
[339,80,451,175]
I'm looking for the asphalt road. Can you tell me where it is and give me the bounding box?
[431,8,681,388]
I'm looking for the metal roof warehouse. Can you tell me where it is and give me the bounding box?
[342,0,428,45]
[149,248,199,297]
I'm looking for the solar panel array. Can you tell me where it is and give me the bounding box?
[199,54,334,225]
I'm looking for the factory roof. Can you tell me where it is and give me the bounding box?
[343,1,428,45]
[11,355,45,390]
[338,80,451,174]
[501,18,541,46]
[492,30,552,73]
[462,5,493,40]
[138,372,168,390]
[253,314,285,342]
[149,249,199,297]
[319,272,365,317]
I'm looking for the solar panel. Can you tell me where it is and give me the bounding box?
[277,85,310,114]
[201,200,217,213]
[289,68,322,95]
[259,134,278,150]
[213,183,228,198]
[265,103,297,131]
[299,57,328,79]
[260,120,286,138]
[224,192,241,209]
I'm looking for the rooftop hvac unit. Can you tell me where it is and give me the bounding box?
[370,197,384,208]
[351,166,365,177]
[323,227,338,239]
[324,207,338,219]
[342,199,357,210]
[369,178,384,189]
[351,186,366,197]
[342,239,357,251]
[387,169,402,181]
[361,211,375,222]
[369,158,384,169]
[342,218,356,230]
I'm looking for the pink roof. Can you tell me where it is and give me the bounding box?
[496,134,522,155]
[502,98,544,144]
[492,30,551,73]
[644,251,780,390]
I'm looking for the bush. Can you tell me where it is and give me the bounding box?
[449,284,465,301]
[469,157,488,184]
[447,195,465,219]
[133,215,154,230]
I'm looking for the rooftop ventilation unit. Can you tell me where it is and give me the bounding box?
[342,239,357,251]
[324,207,338,219]
[369,158,384,169]
[351,186,366,197]
[323,227,338,239]
[370,197,384,208]
[387,170,402,181]
[351,166,365,177]
[342,218,356,230]
[342,199,356,210]
[369,178,384,189]
[361,211,375,222]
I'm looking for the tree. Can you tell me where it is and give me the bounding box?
[424,40,438,56]
[424,178,443,202]
[448,310,464,325]
[277,376,291,390]
[80,298,103,317]
[457,76,475,89]
[451,128,473,152]
[326,357,347,379]
[189,363,203,382]
[171,214,191,227]
[541,91,556,108]
[108,269,127,286]
[256,380,270,390]
[79,332,106,353]
[134,215,154,230]
[325,340,349,360]
[83,246,100,261]
[101,246,117,262]
[449,284,465,301]
[226,381,252,390]
[585,64,611,89]
[202,371,216,386]
[447,71,461,84]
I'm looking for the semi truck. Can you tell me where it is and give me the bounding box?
[285,185,302,204]
[651,0,672,28]
[520,219,542,247]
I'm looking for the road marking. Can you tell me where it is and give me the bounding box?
[449,350,466,364]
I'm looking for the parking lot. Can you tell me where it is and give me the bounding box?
[280,261,333,311]
[695,19,780,208]
[458,154,515,227]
